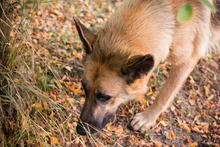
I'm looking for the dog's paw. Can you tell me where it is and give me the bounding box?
[130,111,157,133]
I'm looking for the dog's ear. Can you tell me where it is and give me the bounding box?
[121,54,154,84]
[73,16,96,54]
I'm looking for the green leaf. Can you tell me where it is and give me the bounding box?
[206,53,212,58]
[199,0,216,13]
[177,3,193,23]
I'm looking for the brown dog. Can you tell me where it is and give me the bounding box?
[74,0,220,135]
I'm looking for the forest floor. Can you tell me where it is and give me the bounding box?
[6,0,220,146]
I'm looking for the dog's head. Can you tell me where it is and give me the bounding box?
[73,17,154,135]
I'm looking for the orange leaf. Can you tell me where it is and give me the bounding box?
[179,122,191,132]
[49,91,56,100]
[189,142,198,147]
[107,126,112,131]
[170,131,175,140]
[192,126,204,133]
[189,99,194,105]
[155,142,162,147]
[114,125,123,135]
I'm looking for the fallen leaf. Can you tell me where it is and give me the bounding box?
[189,142,198,147]
[14,78,19,83]
[49,91,57,100]
[65,66,72,72]
[55,81,62,89]
[178,122,191,132]
[107,126,112,131]
[39,131,52,136]
[80,97,85,105]
[42,48,51,57]
[160,120,168,127]
[142,99,147,105]
[50,137,58,145]
[189,99,194,105]
[170,131,175,140]
[204,85,209,95]
[201,123,209,133]
[114,125,123,135]
[33,103,43,110]
[170,105,176,111]
[128,109,133,114]
[207,94,214,100]
[192,126,204,133]
[154,142,161,147]
[166,131,172,140]
[177,100,183,104]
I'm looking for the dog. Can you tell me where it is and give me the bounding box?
[73,0,220,135]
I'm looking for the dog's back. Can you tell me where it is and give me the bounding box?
[96,0,220,65]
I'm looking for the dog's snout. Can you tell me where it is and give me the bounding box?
[76,122,98,135]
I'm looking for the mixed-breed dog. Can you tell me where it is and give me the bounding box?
[72,0,220,135]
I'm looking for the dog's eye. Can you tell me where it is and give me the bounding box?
[96,93,112,102]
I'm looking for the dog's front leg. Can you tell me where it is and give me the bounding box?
[131,56,200,133]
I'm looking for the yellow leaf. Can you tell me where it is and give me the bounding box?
[65,82,72,86]
[179,122,191,132]
[123,101,127,105]
[67,98,74,103]
[128,109,133,114]
[107,126,112,131]
[207,94,214,100]
[146,92,152,96]
[160,120,168,127]
[189,142,198,147]
[14,78,19,83]
[189,99,194,105]
[72,88,81,94]
[55,81,62,89]
[149,87,153,93]
[72,49,78,56]
[166,132,172,140]
[33,103,43,110]
[204,85,209,93]
[142,99,147,105]
[80,97,85,105]
[42,48,51,57]
[50,137,58,145]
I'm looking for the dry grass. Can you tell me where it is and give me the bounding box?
[0,0,124,146]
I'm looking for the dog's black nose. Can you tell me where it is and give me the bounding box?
[76,122,99,135]
[76,122,87,135]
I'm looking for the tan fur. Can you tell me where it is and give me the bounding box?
[74,0,220,135]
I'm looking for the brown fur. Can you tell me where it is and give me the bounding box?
[74,0,220,135]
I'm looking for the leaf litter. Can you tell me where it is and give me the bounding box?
[9,0,220,146]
